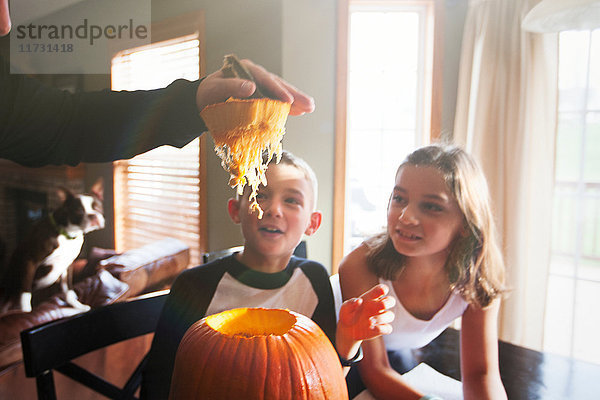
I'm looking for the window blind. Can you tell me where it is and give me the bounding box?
[112,34,205,265]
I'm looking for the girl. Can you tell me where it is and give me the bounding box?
[339,144,507,400]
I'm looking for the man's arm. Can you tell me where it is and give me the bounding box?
[1,54,315,167]
[1,57,205,166]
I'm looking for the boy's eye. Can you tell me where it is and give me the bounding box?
[285,197,302,206]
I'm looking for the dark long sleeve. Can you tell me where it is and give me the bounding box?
[0,56,207,167]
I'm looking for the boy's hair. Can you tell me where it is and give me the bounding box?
[364,143,506,308]
[238,150,319,210]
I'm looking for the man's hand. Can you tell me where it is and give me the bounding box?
[195,58,315,116]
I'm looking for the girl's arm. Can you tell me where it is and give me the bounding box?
[357,337,425,399]
[460,299,507,400]
[339,245,424,400]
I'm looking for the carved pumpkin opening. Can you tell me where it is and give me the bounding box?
[206,307,296,337]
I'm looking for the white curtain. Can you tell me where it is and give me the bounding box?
[453,0,558,349]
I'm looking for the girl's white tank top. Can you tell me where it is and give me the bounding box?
[381,278,469,350]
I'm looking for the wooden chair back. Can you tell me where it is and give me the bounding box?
[20,291,168,400]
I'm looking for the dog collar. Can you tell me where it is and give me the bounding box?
[49,213,77,240]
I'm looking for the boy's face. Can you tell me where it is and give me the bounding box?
[228,163,321,261]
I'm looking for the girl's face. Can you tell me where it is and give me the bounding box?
[387,165,465,264]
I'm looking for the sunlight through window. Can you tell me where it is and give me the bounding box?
[544,28,600,365]
[112,33,204,265]
[344,1,434,253]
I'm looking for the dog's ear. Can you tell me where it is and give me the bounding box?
[90,178,104,201]
[56,187,74,203]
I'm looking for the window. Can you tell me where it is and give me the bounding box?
[111,15,206,265]
[544,29,600,364]
[333,0,440,268]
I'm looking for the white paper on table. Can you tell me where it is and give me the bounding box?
[354,362,463,400]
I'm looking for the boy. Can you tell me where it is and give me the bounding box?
[141,151,393,399]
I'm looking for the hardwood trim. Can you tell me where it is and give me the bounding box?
[107,11,205,58]
[0,162,85,180]
[430,0,445,141]
[149,11,204,45]
[197,136,208,255]
[332,0,350,274]
[196,13,208,256]
[332,0,443,271]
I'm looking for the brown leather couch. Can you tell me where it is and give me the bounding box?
[0,237,190,375]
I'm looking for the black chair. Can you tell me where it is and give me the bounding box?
[20,291,168,400]
[202,240,307,264]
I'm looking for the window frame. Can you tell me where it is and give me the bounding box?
[332,0,444,271]
[110,11,207,265]
[544,28,600,364]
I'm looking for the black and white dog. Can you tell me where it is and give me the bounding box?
[0,179,104,314]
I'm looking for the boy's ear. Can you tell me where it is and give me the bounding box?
[304,211,322,236]
[227,198,241,223]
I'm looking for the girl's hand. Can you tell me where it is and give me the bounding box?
[339,283,395,341]
[196,58,315,116]
[335,283,395,366]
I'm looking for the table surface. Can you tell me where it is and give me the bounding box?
[418,328,600,400]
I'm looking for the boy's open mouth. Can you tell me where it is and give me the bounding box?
[260,226,283,234]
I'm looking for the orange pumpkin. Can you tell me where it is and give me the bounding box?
[169,307,348,400]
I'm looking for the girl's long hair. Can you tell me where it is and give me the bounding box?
[365,144,506,308]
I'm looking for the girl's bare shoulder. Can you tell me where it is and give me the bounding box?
[339,244,379,297]
[339,243,369,274]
